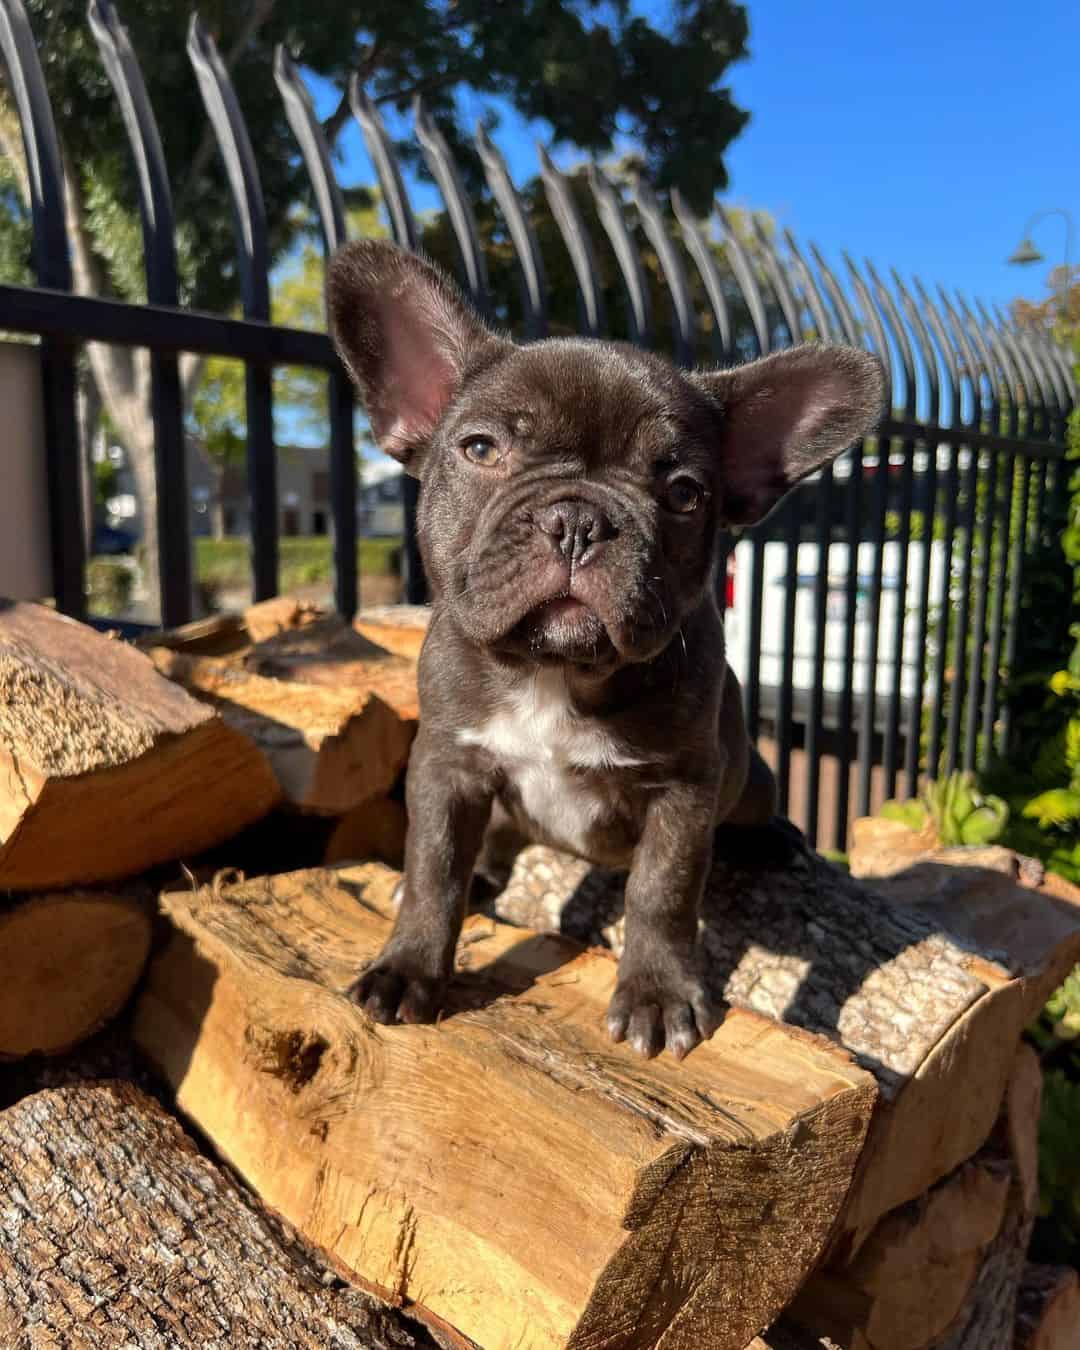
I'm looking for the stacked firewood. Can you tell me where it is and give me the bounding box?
[1,597,1078,1350]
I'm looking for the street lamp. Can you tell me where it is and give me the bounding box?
[1006,208,1075,313]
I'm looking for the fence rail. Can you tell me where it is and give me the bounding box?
[0,0,1073,848]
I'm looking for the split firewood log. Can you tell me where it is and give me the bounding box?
[0,600,280,889]
[135,861,877,1350]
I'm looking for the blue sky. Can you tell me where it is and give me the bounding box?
[310,0,1077,316]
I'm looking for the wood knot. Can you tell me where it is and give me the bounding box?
[244,1026,328,1092]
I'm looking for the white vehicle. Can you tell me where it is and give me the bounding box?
[724,535,949,728]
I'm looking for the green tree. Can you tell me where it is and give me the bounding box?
[0,0,751,611]
[191,201,387,538]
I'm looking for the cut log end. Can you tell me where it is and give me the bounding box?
[0,892,152,1059]
[0,601,281,890]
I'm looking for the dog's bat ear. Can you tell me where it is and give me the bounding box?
[691,346,885,526]
[327,240,504,469]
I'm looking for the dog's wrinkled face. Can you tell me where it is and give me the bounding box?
[328,241,885,670]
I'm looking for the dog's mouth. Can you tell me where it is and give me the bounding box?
[508,593,614,664]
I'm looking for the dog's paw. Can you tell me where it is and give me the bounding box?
[349,954,447,1026]
[606,960,717,1061]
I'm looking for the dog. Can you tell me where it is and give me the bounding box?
[328,239,884,1060]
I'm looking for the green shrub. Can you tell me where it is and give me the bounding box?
[85,558,134,616]
[1027,970,1080,1267]
[879,770,1009,846]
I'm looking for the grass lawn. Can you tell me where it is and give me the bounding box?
[195,536,401,592]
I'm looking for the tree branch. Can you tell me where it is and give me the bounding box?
[322,42,383,147]
[177,0,278,213]
[374,69,464,109]
[58,150,148,437]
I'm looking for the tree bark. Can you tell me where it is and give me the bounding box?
[489,837,1080,1253]
[134,861,878,1350]
[0,1079,440,1349]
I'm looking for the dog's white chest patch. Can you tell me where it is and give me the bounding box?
[458,670,641,852]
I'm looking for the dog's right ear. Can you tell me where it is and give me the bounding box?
[327,240,504,469]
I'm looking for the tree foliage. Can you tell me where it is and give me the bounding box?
[1,0,751,313]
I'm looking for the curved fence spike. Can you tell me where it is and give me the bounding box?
[1038,328,1077,404]
[808,244,860,347]
[475,124,546,339]
[988,302,1047,432]
[632,177,694,366]
[864,260,916,417]
[187,14,270,319]
[90,0,191,625]
[89,0,177,300]
[912,279,962,425]
[274,47,346,254]
[537,146,604,337]
[930,282,985,428]
[938,286,993,428]
[979,301,1036,411]
[0,0,70,288]
[1014,319,1067,418]
[957,292,1017,433]
[588,163,651,347]
[671,188,732,359]
[413,96,489,313]
[949,290,1005,429]
[783,231,836,342]
[754,219,802,348]
[844,255,894,410]
[716,204,770,355]
[349,80,418,252]
[0,0,84,615]
[754,236,800,344]
[1042,329,1077,403]
[188,12,276,600]
[274,47,357,616]
[892,271,941,425]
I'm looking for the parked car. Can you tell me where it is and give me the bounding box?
[93,522,137,556]
[724,530,948,735]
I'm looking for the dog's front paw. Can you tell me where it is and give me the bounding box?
[349,950,448,1026]
[606,954,717,1061]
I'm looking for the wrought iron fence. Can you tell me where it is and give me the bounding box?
[0,0,1073,848]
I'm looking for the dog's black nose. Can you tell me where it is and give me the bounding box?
[536,500,616,566]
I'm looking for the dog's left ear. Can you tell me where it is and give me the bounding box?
[692,345,885,525]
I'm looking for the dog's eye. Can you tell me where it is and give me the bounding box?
[664,476,704,514]
[461,436,503,467]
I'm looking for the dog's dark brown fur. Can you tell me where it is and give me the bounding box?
[328,240,884,1060]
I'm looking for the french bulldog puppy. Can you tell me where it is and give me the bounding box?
[328,239,884,1060]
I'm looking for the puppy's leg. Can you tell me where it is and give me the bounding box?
[473,798,530,894]
[606,782,718,1060]
[352,735,492,1024]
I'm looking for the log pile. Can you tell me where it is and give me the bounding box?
[1,597,1078,1350]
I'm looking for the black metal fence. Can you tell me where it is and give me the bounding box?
[0,0,1073,848]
